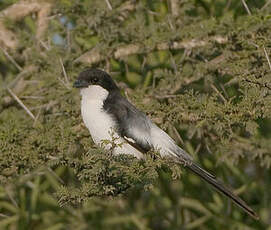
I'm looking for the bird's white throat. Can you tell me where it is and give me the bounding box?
[80,85,109,102]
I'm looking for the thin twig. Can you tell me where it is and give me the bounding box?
[4,187,18,208]
[105,58,110,73]
[263,46,271,72]
[155,94,178,99]
[67,28,71,52]
[57,76,70,89]
[7,87,35,120]
[47,167,64,184]
[33,107,42,126]
[167,16,174,30]
[26,181,36,189]
[39,40,49,50]
[141,56,146,72]
[0,67,28,92]
[29,100,57,110]
[59,58,70,87]
[0,213,9,218]
[210,84,227,103]
[20,96,44,99]
[105,0,112,10]
[224,0,232,12]
[219,83,229,99]
[205,141,212,155]
[172,125,184,145]
[0,46,22,71]
[170,52,177,73]
[261,0,271,10]
[194,143,202,155]
[241,0,251,15]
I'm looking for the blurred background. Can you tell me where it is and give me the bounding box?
[0,0,271,229]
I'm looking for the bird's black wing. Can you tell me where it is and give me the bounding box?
[103,91,153,152]
[103,91,258,219]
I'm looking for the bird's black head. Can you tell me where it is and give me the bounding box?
[73,68,119,92]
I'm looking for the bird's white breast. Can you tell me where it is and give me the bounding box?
[80,85,143,158]
[80,85,115,144]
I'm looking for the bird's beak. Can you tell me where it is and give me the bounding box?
[73,79,88,88]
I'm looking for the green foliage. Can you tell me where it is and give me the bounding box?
[1,0,271,229]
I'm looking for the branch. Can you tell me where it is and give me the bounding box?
[36,3,51,40]
[7,87,35,120]
[75,36,228,64]
[0,23,17,49]
[263,46,271,72]
[0,46,22,71]
[169,0,179,17]
[105,0,113,10]
[241,0,251,15]
[0,1,51,49]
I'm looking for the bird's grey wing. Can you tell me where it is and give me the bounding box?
[104,93,192,161]
[104,93,258,219]
[103,93,153,152]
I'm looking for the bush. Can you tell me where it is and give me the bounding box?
[0,0,270,229]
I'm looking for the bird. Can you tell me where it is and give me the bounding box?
[73,68,258,219]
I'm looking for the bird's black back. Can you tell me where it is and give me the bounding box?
[103,90,152,152]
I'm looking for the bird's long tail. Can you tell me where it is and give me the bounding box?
[185,162,259,219]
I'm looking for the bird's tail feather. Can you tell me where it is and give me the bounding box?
[185,162,259,220]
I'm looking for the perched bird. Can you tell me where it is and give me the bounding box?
[73,68,258,219]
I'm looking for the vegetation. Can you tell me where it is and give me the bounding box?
[0,0,271,229]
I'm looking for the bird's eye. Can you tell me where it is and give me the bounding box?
[91,77,99,84]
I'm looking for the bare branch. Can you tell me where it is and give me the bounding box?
[0,213,9,218]
[74,48,102,64]
[36,3,52,40]
[4,186,18,208]
[154,94,178,99]
[210,84,227,103]
[76,36,227,65]
[7,87,35,120]
[105,0,113,10]
[7,65,36,89]
[0,2,41,20]
[1,66,36,110]
[263,46,271,72]
[0,46,22,71]
[47,167,64,184]
[261,0,271,10]
[39,40,50,50]
[59,58,70,88]
[241,0,251,15]
[0,2,40,48]
[169,0,179,17]
[33,107,42,126]
[114,44,142,59]
[172,125,184,145]
[0,1,51,49]
[0,24,17,49]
